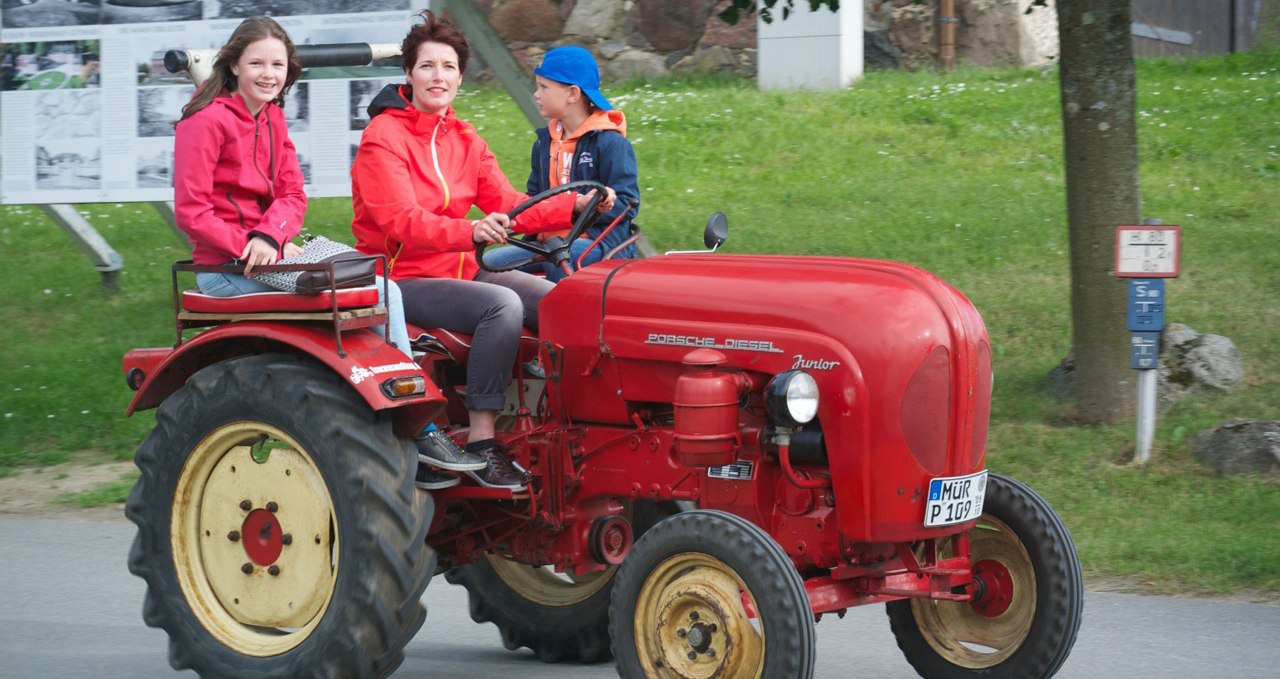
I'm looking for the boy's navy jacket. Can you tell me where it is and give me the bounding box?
[527,118,640,260]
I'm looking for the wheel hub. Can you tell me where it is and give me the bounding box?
[971,559,1015,618]
[241,507,285,566]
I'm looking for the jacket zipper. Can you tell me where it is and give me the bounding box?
[428,119,465,279]
[227,191,246,231]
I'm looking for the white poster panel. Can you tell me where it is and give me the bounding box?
[1,0,428,204]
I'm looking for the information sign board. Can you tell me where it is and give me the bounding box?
[1126,279,1166,331]
[1115,226,1181,278]
[1130,332,1161,370]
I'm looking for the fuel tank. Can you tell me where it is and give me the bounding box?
[540,254,992,543]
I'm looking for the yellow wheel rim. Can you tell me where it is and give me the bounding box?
[633,553,764,679]
[487,558,614,606]
[172,422,338,656]
[909,515,1036,669]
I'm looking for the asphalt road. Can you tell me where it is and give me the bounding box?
[2,516,1277,679]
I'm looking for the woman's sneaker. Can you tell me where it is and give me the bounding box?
[465,445,529,491]
[415,429,486,471]
[415,465,460,490]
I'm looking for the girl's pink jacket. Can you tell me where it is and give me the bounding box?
[174,93,307,264]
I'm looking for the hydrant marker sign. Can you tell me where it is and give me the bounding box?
[0,1,428,205]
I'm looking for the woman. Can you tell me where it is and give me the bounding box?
[172,16,413,358]
[351,11,614,491]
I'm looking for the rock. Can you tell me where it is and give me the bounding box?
[602,49,670,80]
[1043,351,1075,400]
[700,0,756,49]
[490,0,565,43]
[635,0,713,52]
[565,0,629,38]
[865,30,902,70]
[1191,419,1280,475]
[673,45,737,73]
[1161,323,1245,393]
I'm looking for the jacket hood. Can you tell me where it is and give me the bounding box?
[551,109,627,142]
[206,92,260,121]
[367,83,412,118]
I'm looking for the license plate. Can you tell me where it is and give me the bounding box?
[924,471,987,527]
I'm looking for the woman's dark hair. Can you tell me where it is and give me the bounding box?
[180,16,301,121]
[401,10,469,75]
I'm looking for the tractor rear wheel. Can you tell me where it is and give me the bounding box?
[125,353,434,679]
[444,501,676,662]
[609,510,815,679]
[886,473,1083,678]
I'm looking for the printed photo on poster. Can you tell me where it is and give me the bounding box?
[282,81,308,133]
[348,77,398,131]
[2,0,100,29]
[103,0,202,25]
[2,40,101,91]
[135,137,174,188]
[36,140,101,190]
[137,84,193,136]
[34,90,100,139]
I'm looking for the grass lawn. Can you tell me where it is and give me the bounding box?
[1,50,1277,596]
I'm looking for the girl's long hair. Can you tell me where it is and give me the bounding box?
[180,16,301,121]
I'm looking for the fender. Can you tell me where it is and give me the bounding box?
[122,322,445,435]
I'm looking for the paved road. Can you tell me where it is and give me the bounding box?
[2,516,1277,678]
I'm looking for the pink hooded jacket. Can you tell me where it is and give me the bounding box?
[174,93,306,264]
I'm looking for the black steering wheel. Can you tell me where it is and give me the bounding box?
[477,180,608,273]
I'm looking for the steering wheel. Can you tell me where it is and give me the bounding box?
[477,180,608,273]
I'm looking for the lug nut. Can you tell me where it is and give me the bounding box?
[676,628,686,638]
[709,623,717,632]
[266,501,279,512]
[241,563,253,574]
[281,533,292,546]
[707,648,716,657]
[227,530,240,542]
[239,500,252,511]
[689,611,699,621]
[268,565,280,576]
[687,651,697,660]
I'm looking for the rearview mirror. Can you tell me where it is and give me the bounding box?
[704,212,728,250]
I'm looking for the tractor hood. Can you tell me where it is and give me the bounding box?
[541,254,992,541]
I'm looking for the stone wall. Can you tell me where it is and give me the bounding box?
[467,0,1059,84]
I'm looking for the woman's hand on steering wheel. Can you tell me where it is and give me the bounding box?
[471,212,512,245]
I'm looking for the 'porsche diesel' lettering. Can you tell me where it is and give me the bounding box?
[644,333,783,353]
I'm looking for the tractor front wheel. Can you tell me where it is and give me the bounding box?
[886,473,1083,678]
[609,510,815,679]
[125,353,434,678]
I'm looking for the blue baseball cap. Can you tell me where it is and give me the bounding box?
[534,46,612,111]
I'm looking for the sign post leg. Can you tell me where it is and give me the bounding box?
[1135,368,1157,463]
[39,204,123,292]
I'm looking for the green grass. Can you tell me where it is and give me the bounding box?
[2,51,1278,593]
[54,471,139,508]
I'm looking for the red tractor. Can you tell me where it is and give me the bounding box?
[122,184,1082,678]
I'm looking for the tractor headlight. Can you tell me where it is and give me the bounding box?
[765,370,819,427]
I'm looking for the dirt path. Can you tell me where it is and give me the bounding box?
[0,460,133,522]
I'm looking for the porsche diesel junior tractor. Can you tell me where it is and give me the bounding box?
[121,184,1082,679]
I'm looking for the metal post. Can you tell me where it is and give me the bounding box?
[151,201,191,248]
[1135,368,1156,462]
[39,204,123,291]
[441,0,543,127]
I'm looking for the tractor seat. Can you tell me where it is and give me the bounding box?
[407,323,540,365]
[181,287,381,314]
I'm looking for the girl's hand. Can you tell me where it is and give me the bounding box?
[574,187,617,215]
[241,236,278,276]
[472,212,512,245]
[282,241,304,259]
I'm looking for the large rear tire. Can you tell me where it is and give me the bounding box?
[609,510,815,679]
[126,353,434,678]
[444,501,677,662]
[886,473,1083,678]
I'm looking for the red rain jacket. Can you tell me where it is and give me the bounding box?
[351,85,574,281]
[173,93,306,264]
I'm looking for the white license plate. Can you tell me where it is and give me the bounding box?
[924,471,988,527]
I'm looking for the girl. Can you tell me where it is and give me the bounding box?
[172,16,414,357]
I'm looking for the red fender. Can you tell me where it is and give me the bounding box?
[122,322,445,436]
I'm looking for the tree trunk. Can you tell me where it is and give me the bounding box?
[1056,0,1141,424]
